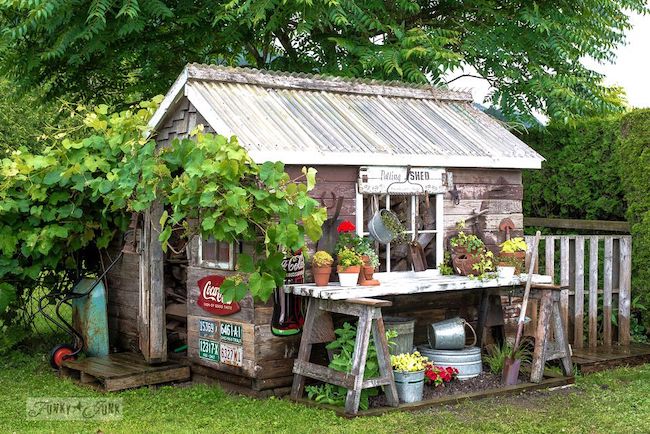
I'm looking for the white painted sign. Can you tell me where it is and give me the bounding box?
[358,166,446,194]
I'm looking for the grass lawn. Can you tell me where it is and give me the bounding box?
[1,349,649,434]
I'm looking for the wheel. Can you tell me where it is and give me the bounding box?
[49,344,76,369]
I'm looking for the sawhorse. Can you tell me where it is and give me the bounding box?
[290,297,399,415]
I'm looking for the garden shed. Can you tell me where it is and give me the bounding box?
[104,64,547,397]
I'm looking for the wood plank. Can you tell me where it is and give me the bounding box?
[345,308,373,414]
[618,236,632,345]
[372,317,398,407]
[560,237,570,339]
[523,217,630,233]
[545,236,555,280]
[443,200,522,216]
[603,237,613,346]
[104,366,190,391]
[447,168,522,185]
[588,237,599,348]
[573,236,584,349]
[292,360,353,389]
[149,201,167,362]
[531,290,553,383]
[444,184,523,201]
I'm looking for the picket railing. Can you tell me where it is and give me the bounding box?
[524,235,632,348]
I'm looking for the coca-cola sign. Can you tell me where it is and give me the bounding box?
[197,275,241,316]
[282,252,304,284]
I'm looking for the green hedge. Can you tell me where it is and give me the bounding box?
[522,116,626,221]
[619,109,650,314]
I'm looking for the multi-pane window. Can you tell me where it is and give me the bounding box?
[199,237,234,270]
[356,193,444,273]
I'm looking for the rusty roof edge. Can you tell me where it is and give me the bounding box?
[185,63,474,102]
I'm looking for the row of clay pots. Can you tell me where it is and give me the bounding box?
[451,248,526,276]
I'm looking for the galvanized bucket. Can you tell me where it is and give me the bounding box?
[418,345,482,380]
[428,317,477,350]
[393,370,425,403]
[384,316,415,355]
[368,210,397,244]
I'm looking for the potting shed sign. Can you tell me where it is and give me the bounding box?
[358,166,447,194]
[197,275,241,316]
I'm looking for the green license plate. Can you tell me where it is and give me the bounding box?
[220,322,242,344]
[198,339,219,362]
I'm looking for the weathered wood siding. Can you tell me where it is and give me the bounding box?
[106,250,140,353]
[155,99,212,148]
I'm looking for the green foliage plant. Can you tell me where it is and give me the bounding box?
[484,340,531,375]
[1,0,645,122]
[469,251,496,281]
[499,237,527,253]
[336,247,363,268]
[0,97,327,331]
[305,322,397,410]
[438,252,454,276]
[450,221,485,254]
[380,210,408,244]
[312,251,334,267]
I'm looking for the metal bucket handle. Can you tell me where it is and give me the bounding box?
[427,319,477,348]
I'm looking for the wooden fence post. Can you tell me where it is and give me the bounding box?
[618,236,632,346]
[603,237,613,347]
[588,236,599,348]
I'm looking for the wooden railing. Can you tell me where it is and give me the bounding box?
[524,235,632,348]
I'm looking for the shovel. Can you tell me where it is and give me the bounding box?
[502,230,541,385]
[316,193,344,253]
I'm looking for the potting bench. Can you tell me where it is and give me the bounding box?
[286,274,573,415]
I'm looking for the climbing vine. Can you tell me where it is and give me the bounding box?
[0,97,326,333]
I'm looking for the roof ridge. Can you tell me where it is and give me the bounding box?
[184,63,473,102]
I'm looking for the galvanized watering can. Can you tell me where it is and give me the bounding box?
[427,317,477,350]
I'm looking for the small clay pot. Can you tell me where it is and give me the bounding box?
[499,251,526,273]
[312,265,332,286]
[452,252,481,276]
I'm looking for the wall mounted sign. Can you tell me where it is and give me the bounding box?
[358,166,447,194]
[197,275,241,316]
[219,342,243,367]
[198,319,218,339]
[198,338,219,362]
[220,321,243,344]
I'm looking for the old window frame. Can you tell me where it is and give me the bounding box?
[355,191,444,273]
[197,236,235,270]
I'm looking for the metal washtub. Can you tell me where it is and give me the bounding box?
[418,345,482,380]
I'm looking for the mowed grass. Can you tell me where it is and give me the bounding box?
[1,349,650,434]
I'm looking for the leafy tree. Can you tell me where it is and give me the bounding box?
[0,0,645,121]
[0,98,326,336]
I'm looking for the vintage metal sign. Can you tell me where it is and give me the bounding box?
[219,321,243,344]
[358,166,446,194]
[198,338,219,362]
[197,275,241,316]
[219,342,243,367]
[198,319,218,339]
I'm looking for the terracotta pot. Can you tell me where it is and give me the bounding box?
[452,252,481,276]
[312,265,332,286]
[499,251,526,273]
[337,265,361,287]
[361,255,371,266]
[362,265,376,280]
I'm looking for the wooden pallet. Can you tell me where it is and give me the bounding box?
[572,343,650,374]
[61,352,190,391]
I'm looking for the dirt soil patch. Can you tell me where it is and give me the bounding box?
[369,371,528,408]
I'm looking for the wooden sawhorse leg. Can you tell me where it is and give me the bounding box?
[530,288,573,382]
[290,297,398,415]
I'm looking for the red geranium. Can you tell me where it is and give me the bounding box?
[337,220,356,233]
[425,363,458,387]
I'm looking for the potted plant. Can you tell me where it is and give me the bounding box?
[368,209,407,245]
[312,251,334,286]
[499,237,527,274]
[496,255,520,280]
[357,245,380,286]
[425,364,459,387]
[390,351,429,403]
[449,221,486,276]
[336,247,363,287]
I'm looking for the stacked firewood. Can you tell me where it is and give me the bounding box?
[165,261,187,351]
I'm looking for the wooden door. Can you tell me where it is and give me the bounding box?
[138,202,167,363]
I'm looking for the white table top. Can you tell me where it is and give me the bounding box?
[284,273,553,300]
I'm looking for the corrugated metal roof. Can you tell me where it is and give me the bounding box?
[150,64,544,169]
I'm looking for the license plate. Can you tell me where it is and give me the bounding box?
[199,319,218,339]
[198,339,219,362]
[220,321,242,344]
[219,342,243,367]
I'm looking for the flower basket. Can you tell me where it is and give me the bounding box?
[368,209,401,244]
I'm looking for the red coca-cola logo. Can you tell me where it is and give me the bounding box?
[197,275,241,316]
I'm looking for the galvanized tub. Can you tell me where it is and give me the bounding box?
[418,345,482,380]
[384,316,415,355]
[427,317,477,350]
[393,370,425,403]
[368,210,398,244]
